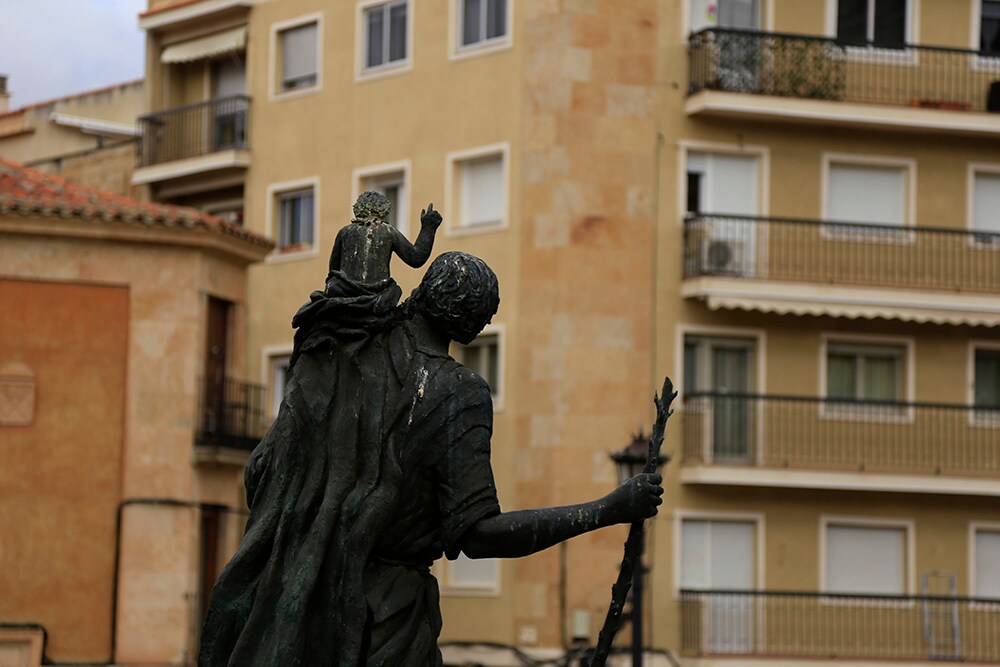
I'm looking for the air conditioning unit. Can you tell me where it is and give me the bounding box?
[701,238,749,276]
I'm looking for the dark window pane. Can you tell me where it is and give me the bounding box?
[873,0,906,47]
[983,3,1000,54]
[837,0,868,45]
[687,172,702,214]
[487,0,506,39]
[463,0,481,45]
[389,3,407,61]
[367,7,385,67]
[976,350,1000,408]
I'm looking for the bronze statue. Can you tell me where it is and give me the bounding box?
[199,193,663,666]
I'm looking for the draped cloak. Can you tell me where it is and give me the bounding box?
[199,271,501,666]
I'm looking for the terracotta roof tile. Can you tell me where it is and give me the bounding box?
[0,157,273,249]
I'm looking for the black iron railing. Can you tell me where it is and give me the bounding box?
[137,95,250,167]
[684,214,1000,294]
[689,28,1000,112]
[682,393,1000,476]
[680,589,1000,662]
[196,376,266,452]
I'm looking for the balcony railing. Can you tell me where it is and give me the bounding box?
[137,95,250,167]
[684,214,1000,294]
[680,589,1000,662]
[196,376,266,452]
[689,28,1000,112]
[682,393,1000,477]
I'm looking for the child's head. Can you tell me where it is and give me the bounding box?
[352,191,391,225]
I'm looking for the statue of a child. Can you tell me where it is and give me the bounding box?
[326,191,442,291]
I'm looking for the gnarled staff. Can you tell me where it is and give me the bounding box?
[588,377,677,667]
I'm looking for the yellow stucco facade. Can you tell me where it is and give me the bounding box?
[136,0,1000,664]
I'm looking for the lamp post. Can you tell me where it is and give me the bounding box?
[609,433,669,667]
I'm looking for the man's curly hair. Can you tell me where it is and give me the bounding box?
[407,252,500,344]
[352,191,391,224]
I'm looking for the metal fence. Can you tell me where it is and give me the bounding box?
[689,28,1000,112]
[684,214,1000,294]
[196,376,266,452]
[680,589,1000,662]
[682,392,1000,476]
[137,95,250,167]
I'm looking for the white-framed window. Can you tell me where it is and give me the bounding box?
[354,161,411,236]
[969,166,1000,243]
[825,341,905,402]
[453,326,504,410]
[263,350,292,420]
[970,523,1000,598]
[270,13,322,99]
[823,156,911,228]
[458,0,509,49]
[358,0,411,77]
[979,1,1000,55]
[266,178,320,261]
[442,553,500,595]
[821,517,912,595]
[831,0,910,48]
[446,143,509,234]
[689,0,761,33]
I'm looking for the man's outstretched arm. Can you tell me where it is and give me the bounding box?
[457,473,663,559]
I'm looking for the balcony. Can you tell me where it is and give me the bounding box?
[681,393,1000,495]
[687,28,1000,136]
[133,95,250,185]
[683,215,1000,325]
[680,589,1000,663]
[195,376,266,463]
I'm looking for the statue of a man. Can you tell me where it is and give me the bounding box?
[199,249,662,666]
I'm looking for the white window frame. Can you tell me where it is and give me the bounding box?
[356,0,414,82]
[966,162,1000,246]
[438,554,502,597]
[968,521,1000,599]
[967,340,1000,427]
[677,141,771,224]
[453,323,505,412]
[266,176,321,263]
[823,0,920,63]
[819,333,915,422]
[261,345,294,421]
[269,12,323,101]
[682,0,775,39]
[445,142,511,236]
[673,510,765,597]
[971,0,1000,68]
[352,159,412,237]
[819,515,916,599]
[449,0,514,61]
[820,153,916,242]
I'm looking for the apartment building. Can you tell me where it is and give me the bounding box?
[137,0,1000,665]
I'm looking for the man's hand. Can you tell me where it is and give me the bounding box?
[603,473,663,524]
[420,203,443,229]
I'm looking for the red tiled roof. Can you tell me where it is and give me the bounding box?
[0,157,273,249]
[0,79,145,121]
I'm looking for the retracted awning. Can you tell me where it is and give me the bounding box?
[161,27,247,64]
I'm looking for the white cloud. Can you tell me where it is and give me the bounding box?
[0,0,146,108]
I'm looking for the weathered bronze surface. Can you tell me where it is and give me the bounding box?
[199,193,663,666]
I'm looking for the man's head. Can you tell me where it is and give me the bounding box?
[410,252,500,344]
[352,191,391,224]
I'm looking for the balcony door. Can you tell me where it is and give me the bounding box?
[682,519,757,654]
[203,296,230,438]
[687,152,759,276]
[685,335,756,463]
[212,58,247,151]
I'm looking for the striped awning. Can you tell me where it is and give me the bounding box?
[161,27,247,64]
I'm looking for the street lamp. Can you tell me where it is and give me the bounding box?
[609,432,669,667]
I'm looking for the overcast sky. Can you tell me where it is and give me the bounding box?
[0,0,146,109]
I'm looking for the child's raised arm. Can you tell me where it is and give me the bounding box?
[391,203,442,268]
